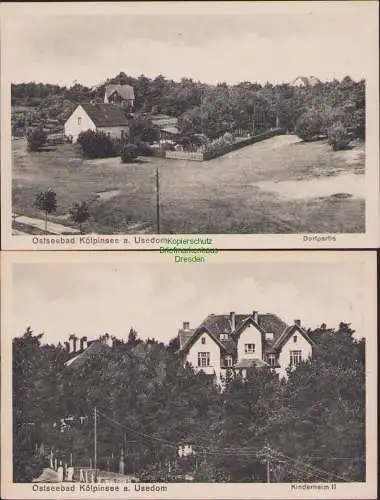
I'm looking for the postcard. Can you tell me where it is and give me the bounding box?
[1,1,379,250]
[1,250,377,498]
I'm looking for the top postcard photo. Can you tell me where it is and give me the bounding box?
[1,1,379,250]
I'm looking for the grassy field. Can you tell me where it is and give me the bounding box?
[12,135,365,234]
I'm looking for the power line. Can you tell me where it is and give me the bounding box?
[94,409,355,483]
[96,410,177,450]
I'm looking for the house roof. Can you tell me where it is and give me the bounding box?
[105,84,135,101]
[64,340,110,367]
[179,325,226,354]
[161,126,180,135]
[179,312,290,356]
[291,76,321,87]
[178,329,195,349]
[271,323,315,351]
[80,103,130,127]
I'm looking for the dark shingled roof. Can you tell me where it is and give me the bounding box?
[105,84,135,101]
[178,312,290,356]
[178,329,195,349]
[81,103,129,127]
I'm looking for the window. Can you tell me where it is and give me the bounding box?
[244,343,255,354]
[290,350,302,366]
[201,337,206,345]
[225,355,233,367]
[220,333,229,341]
[267,354,276,367]
[293,335,297,343]
[198,352,210,367]
[77,117,82,125]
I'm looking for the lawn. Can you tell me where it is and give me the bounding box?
[12,135,365,234]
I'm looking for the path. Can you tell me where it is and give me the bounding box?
[13,214,80,235]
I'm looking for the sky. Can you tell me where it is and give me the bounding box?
[12,259,368,345]
[3,2,377,87]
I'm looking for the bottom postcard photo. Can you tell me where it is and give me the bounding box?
[1,251,377,499]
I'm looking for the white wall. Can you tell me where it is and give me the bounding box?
[64,106,96,142]
[277,328,313,378]
[186,331,221,379]
[236,322,263,361]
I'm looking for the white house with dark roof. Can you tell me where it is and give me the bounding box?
[64,103,131,143]
[178,311,314,382]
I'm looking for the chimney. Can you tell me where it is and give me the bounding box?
[230,312,236,332]
[104,333,113,347]
[182,321,190,331]
[69,338,76,353]
[80,336,88,351]
[252,311,258,323]
[64,341,70,352]
[295,319,301,327]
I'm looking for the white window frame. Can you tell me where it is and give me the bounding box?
[267,354,276,367]
[225,355,233,367]
[244,343,255,354]
[290,350,302,366]
[220,333,229,341]
[198,352,210,367]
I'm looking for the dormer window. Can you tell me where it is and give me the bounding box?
[293,335,297,343]
[201,337,206,345]
[220,333,229,341]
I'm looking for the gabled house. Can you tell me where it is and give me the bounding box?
[64,103,130,143]
[178,311,314,382]
[104,84,135,111]
[290,76,321,87]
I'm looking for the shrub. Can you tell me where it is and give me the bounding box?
[77,130,118,159]
[295,110,325,141]
[136,141,154,156]
[121,144,138,163]
[27,127,48,151]
[327,122,351,151]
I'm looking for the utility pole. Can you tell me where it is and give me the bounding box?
[94,407,97,480]
[266,455,270,483]
[156,168,160,233]
[200,92,204,136]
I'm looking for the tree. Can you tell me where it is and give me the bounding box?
[27,127,47,152]
[34,189,57,234]
[69,201,90,233]
[295,110,325,141]
[327,122,351,151]
[121,144,138,163]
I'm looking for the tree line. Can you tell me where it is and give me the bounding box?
[13,323,365,483]
[13,73,365,144]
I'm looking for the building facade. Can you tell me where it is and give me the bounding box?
[178,311,314,382]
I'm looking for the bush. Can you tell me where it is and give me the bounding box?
[136,141,154,156]
[327,122,351,151]
[27,127,48,151]
[295,110,325,141]
[121,144,138,163]
[77,130,118,159]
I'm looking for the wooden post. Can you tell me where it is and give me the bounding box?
[156,168,160,233]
